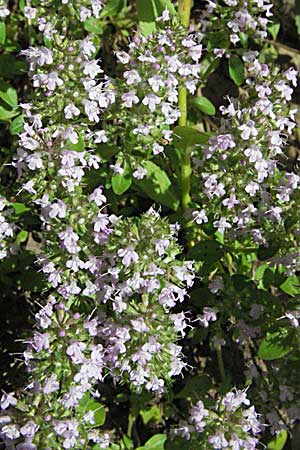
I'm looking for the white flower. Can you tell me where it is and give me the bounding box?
[118,246,139,267]
[123,70,141,85]
[64,103,80,119]
[79,6,92,21]
[24,6,37,19]
[94,130,108,143]
[142,94,161,112]
[46,72,64,91]
[238,120,258,140]
[121,91,139,108]
[192,209,208,225]
[83,60,103,78]
[82,99,100,122]
[79,37,96,57]
[153,142,164,155]
[213,217,231,233]
[148,75,164,93]
[133,166,147,179]
[115,51,130,64]
[88,186,106,206]
[157,8,170,22]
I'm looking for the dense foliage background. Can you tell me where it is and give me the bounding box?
[0,0,300,449]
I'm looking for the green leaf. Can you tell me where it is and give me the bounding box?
[268,22,280,40]
[66,133,85,152]
[140,406,162,425]
[136,434,167,450]
[0,55,28,78]
[136,0,157,36]
[0,106,18,121]
[9,114,24,135]
[16,230,28,245]
[191,96,216,116]
[100,0,125,17]
[0,81,18,107]
[136,0,175,36]
[239,32,248,48]
[173,126,210,149]
[111,162,132,195]
[280,275,300,297]
[0,22,6,45]
[267,430,287,450]
[78,393,106,427]
[11,202,29,215]
[258,330,290,360]
[84,17,103,34]
[135,161,179,210]
[229,56,244,86]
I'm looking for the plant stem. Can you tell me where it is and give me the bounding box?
[178,0,192,212]
[216,344,226,383]
[127,413,135,438]
[178,0,192,27]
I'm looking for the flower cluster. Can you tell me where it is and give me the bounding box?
[173,389,261,449]
[200,0,272,51]
[23,0,105,40]
[193,54,299,269]
[103,12,203,178]
[0,196,17,260]
[0,297,111,450]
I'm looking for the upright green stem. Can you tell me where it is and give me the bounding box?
[178,0,192,212]
[178,0,192,27]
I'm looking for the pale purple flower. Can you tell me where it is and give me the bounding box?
[284,67,298,87]
[245,181,260,197]
[153,142,164,155]
[190,400,209,432]
[32,332,50,352]
[123,70,141,85]
[192,209,208,225]
[198,307,218,327]
[118,246,139,267]
[154,238,169,256]
[148,75,164,92]
[1,392,17,410]
[88,186,106,206]
[213,217,231,233]
[238,120,258,140]
[121,91,139,108]
[222,389,250,412]
[20,421,39,438]
[133,166,147,179]
[43,374,60,394]
[142,94,161,112]
[222,194,239,209]
[94,130,108,143]
[64,103,80,120]
[208,432,228,449]
[83,60,103,78]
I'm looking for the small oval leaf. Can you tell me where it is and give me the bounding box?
[229,55,245,86]
[191,96,216,116]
